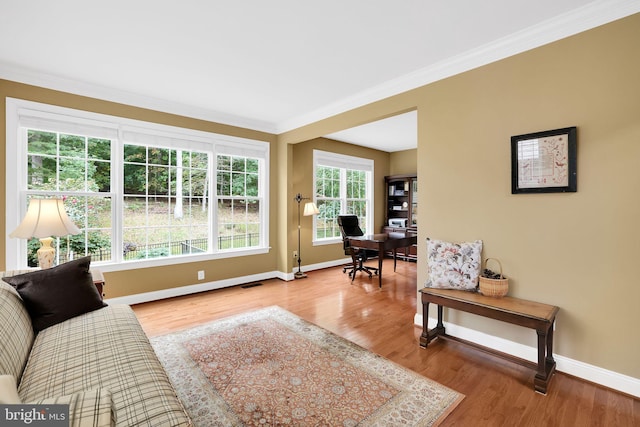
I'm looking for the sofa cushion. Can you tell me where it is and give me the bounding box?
[0,280,34,381]
[30,389,116,427]
[0,375,21,404]
[2,257,107,332]
[19,305,190,426]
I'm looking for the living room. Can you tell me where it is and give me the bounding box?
[1,2,639,425]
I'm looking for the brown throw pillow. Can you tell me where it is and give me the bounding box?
[2,257,107,332]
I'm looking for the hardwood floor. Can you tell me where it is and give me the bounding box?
[132,259,639,426]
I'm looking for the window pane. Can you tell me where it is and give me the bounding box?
[190,169,207,197]
[123,229,146,260]
[217,198,260,250]
[191,151,208,168]
[232,157,245,172]
[231,172,245,196]
[124,145,146,163]
[86,196,111,229]
[28,130,57,155]
[88,138,111,160]
[347,200,368,234]
[66,196,112,260]
[59,134,85,158]
[148,147,167,165]
[347,169,366,199]
[217,170,231,196]
[123,196,147,227]
[217,155,231,171]
[316,199,341,239]
[246,158,258,173]
[148,166,169,195]
[59,158,86,191]
[27,155,56,190]
[246,172,258,197]
[124,163,147,194]
[90,160,111,192]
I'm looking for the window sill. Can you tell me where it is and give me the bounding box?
[85,247,271,273]
[312,238,342,246]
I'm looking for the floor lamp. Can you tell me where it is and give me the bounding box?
[294,193,319,279]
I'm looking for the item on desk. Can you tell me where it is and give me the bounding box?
[388,218,407,227]
[479,258,509,297]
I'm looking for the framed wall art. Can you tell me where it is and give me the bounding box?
[511,126,577,194]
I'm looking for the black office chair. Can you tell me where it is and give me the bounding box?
[337,215,379,280]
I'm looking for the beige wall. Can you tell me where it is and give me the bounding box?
[389,149,417,176]
[0,80,280,298]
[281,14,640,379]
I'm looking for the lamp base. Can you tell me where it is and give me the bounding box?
[37,237,55,269]
[294,271,308,279]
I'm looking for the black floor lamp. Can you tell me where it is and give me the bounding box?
[294,193,319,279]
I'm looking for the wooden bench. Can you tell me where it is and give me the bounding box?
[419,287,559,394]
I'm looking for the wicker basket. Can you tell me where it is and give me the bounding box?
[479,258,509,297]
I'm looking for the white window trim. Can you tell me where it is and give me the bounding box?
[5,98,270,272]
[312,149,374,245]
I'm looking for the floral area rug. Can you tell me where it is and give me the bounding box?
[150,306,463,426]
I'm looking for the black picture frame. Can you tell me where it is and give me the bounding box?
[511,126,577,194]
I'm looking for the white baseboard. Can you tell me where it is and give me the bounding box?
[414,313,639,398]
[287,258,352,280]
[106,258,351,305]
[105,271,281,306]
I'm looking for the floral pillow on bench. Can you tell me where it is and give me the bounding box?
[425,238,483,291]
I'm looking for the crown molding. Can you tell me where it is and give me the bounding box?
[0,61,279,135]
[277,0,640,133]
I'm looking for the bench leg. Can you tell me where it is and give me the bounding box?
[534,323,556,394]
[420,303,445,348]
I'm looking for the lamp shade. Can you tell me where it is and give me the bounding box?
[10,198,81,239]
[303,202,319,216]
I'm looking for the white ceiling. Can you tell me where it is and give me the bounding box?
[326,111,418,152]
[0,1,637,152]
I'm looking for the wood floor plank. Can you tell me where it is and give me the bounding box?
[131,259,639,426]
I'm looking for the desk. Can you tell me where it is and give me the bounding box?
[348,233,417,288]
[419,287,559,394]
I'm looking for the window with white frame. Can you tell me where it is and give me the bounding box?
[312,150,373,242]
[5,98,269,269]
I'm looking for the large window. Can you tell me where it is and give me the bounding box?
[6,99,269,270]
[216,155,261,249]
[312,150,373,242]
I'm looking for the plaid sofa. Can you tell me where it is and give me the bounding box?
[0,275,191,426]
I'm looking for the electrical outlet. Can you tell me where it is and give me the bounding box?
[197,270,205,280]
[293,250,298,259]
